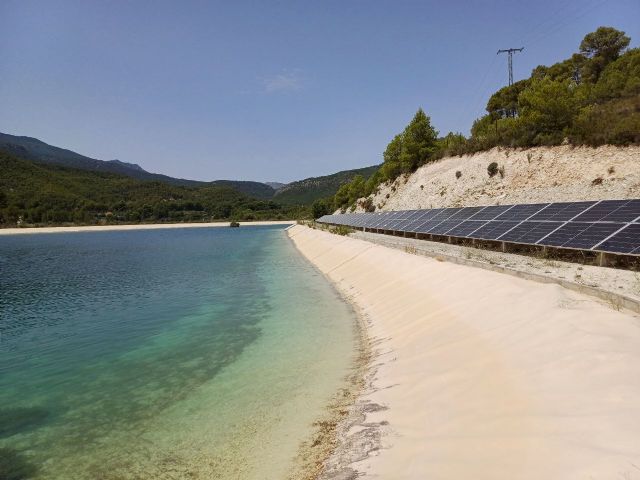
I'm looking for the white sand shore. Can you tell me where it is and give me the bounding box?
[0,221,294,235]
[288,225,640,479]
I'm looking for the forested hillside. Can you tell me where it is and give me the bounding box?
[329,26,640,215]
[0,151,302,226]
[0,132,277,198]
[275,165,379,205]
[468,26,639,150]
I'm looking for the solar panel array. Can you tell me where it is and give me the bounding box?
[317,199,640,256]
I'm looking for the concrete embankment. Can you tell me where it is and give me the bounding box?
[288,224,640,480]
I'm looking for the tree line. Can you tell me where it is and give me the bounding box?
[319,26,639,216]
[0,152,305,227]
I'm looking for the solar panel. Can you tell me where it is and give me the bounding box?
[447,206,486,221]
[468,205,513,221]
[536,223,592,247]
[430,220,463,235]
[416,208,443,223]
[528,201,596,222]
[369,214,386,228]
[445,220,487,237]
[405,210,423,221]
[471,221,520,240]
[566,223,626,250]
[415,221,441,234]
[539,222,624,249]
[495,203,549,221]
[594,223,640,254]
[572,200,640,223]
[404,213,432,232]
[612,199,640,222]
[317,200,640,257]
[499,221,563,244]
[384,220,398,230]
[430,208,460,222]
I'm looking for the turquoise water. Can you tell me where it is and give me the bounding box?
[0,226,357,479]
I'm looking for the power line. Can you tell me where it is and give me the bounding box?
[497,47,524,86]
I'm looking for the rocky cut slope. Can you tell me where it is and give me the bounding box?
[355,145,640,212]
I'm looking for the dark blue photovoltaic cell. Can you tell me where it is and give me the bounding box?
[447,206,485,221]
[430,220,463,235]
[405,214,433,231]
[596,224,640,254]
[499,221,562,243]
[385,220,402,230]
[471,221,520,240]
[421,209,445,222]
[528,201,596,221]
[430,208,460,222]
[467,205,512,221]
[317,200,640,256]
[572,200,640,223]
[495,203,549,221]
[539,222,623,249]
[529,202,596,222]
[537,223,593,247]
[403,210,422,221]
[371,214,390,228]
[415,221,441,233]
[446,220,486,237]
[612,199,640,222]
[564,223,624,249]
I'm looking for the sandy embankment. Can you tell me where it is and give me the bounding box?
[0,221,294,235]
[288,225,640,479]
[356,144,640,212]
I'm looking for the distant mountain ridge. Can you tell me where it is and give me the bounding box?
[264,182,288,191]
[0,131,379,205]
[274,164,380,205]
[0,149,299,225]
[0,132,276,199]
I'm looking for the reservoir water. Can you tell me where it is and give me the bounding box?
[0,226,357,479]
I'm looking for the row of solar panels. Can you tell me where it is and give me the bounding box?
[317,199,640,256]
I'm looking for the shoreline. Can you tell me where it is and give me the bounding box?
[288,224,640,479]
[0,220,294,235]
[283,229,375,480]
[288,298,373,480]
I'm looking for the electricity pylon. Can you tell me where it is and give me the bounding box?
[497,47,524,86]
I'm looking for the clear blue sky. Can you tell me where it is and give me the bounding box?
[1,0,638,182]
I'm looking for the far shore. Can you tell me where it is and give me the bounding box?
[0,220,295,235]
[288,224,640,480]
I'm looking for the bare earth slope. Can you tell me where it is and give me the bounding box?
[358,145,640,212]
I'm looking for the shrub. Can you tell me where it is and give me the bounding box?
[334,225,353,236]
[455,171,462,179]
[592,177,604,185]
[311,198,332,219]
[487,162,499,177]
[359,197,376,212]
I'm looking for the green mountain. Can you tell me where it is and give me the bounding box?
[264,182,288,191]
[274,165,380,205]
[0,132,277,199]
[0,150,299,226]
[209,180,275,200]
[0,132,384,225]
